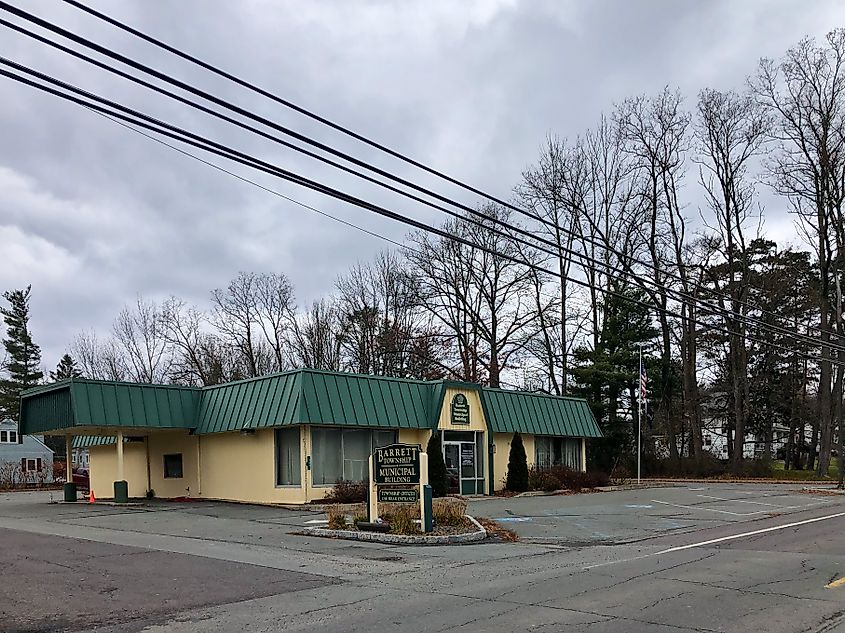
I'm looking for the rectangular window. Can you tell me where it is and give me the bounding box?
[24,458,38,472]
[275,427,301,486]
[535,437,581,470]
[311,428,342,486]
[9,431,17,443]
[0,430,8,443]
[311,427,398,486]
[163,453,183,479]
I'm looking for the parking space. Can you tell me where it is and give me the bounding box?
[3,484,845,632]
[467,483,843,544]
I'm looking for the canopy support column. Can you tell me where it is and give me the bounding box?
[114,430,128,503]
[63,433,76,502]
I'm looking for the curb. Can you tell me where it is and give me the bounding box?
[641,478,837,485]
[301,515,487,545]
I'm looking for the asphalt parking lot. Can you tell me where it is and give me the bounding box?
[2,483,844,632]
[467,483,840,544]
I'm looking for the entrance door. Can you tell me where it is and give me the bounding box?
[443,442,460,494]
[442,431,484,495]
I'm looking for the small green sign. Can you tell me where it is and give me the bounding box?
[450,393,470,425]
[378,487,419,503]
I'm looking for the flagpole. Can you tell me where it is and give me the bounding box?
[638,344,642,485]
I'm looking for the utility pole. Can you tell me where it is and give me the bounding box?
[638,344,643,485]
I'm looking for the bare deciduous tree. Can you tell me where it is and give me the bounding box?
[752,29,845,475]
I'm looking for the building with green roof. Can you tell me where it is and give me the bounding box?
[20,369,601,503]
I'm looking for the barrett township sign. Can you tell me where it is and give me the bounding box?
[450,393,470,425]
[373,443,421,484]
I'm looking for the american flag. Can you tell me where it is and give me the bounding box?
[639,357,647,403]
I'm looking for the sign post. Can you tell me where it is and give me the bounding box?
[370,443,431,533]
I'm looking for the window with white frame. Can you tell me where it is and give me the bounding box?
[535,437,582,470]
[275,427,301,486]
[0,430,17,443]
[311,427,397,485]
[22,458,41,472]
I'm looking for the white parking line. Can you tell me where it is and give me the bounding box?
[696,494,833,510]
[697,494,785,507]
[651,499,766,516]
[656,511,845,554]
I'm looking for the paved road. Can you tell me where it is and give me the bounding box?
[1,484,844,632]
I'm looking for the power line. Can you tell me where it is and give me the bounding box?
[0,2,832,347]
[0,25,834,359]
[1,50,832,356]
[2,63,840,369]
[54,0,837,339]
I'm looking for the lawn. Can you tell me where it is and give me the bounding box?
[772,460,842,481]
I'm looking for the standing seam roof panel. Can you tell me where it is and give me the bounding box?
[257,375,280,428]
[336,375,353,423]
[379,382,399,429]
[345,376,368,426]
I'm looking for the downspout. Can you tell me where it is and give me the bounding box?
[145,436,151,495]
[196,434,202,497]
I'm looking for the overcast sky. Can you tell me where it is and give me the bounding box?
[2,0,844,373]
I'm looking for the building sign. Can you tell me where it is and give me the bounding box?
[373,443,421,484]
[450,393,470,425]
[378,487,419,503]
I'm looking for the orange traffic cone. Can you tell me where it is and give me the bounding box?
[88,489,95,504]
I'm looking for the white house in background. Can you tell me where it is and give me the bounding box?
[0,418,54,484]
[701,420,792,460]
[72,446,90,472]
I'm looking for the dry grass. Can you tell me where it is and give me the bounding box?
[326,505,348,530]
[351,503,368,527]
[432,497,467,526]
[475,517,520,542]
[383,504,420,535]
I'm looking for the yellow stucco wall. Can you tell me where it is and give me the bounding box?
[147,431,199,498]
[89,442,148,498]
[436,387,490,494]
[491,432,536,491]
[398,428,431,448]
[437,388,487,433]
[199,427,311,504]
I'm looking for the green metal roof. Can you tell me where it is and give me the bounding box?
[21,370,601,439]
[481,388,602,438]
[20,379,199,434]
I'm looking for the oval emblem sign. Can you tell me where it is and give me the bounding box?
[450,393,470,425]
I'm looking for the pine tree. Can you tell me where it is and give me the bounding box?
[0,286,43,421]
[506,432,529,492]
[426,432,450,497]
[50,353,83,382]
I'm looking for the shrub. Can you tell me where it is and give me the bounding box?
[506,432,529,492]
[383,504,420,535]
[432,498,467,526]
[583,470,611,488]
[527,465,609,492]
[640,456,774,479]
[538,471,563,492]
[325,479,368,503]
[351,503,368,527]
[426,432,450,497]
[326,505,348,530]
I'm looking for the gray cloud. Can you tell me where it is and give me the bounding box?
[1,0,843,371]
